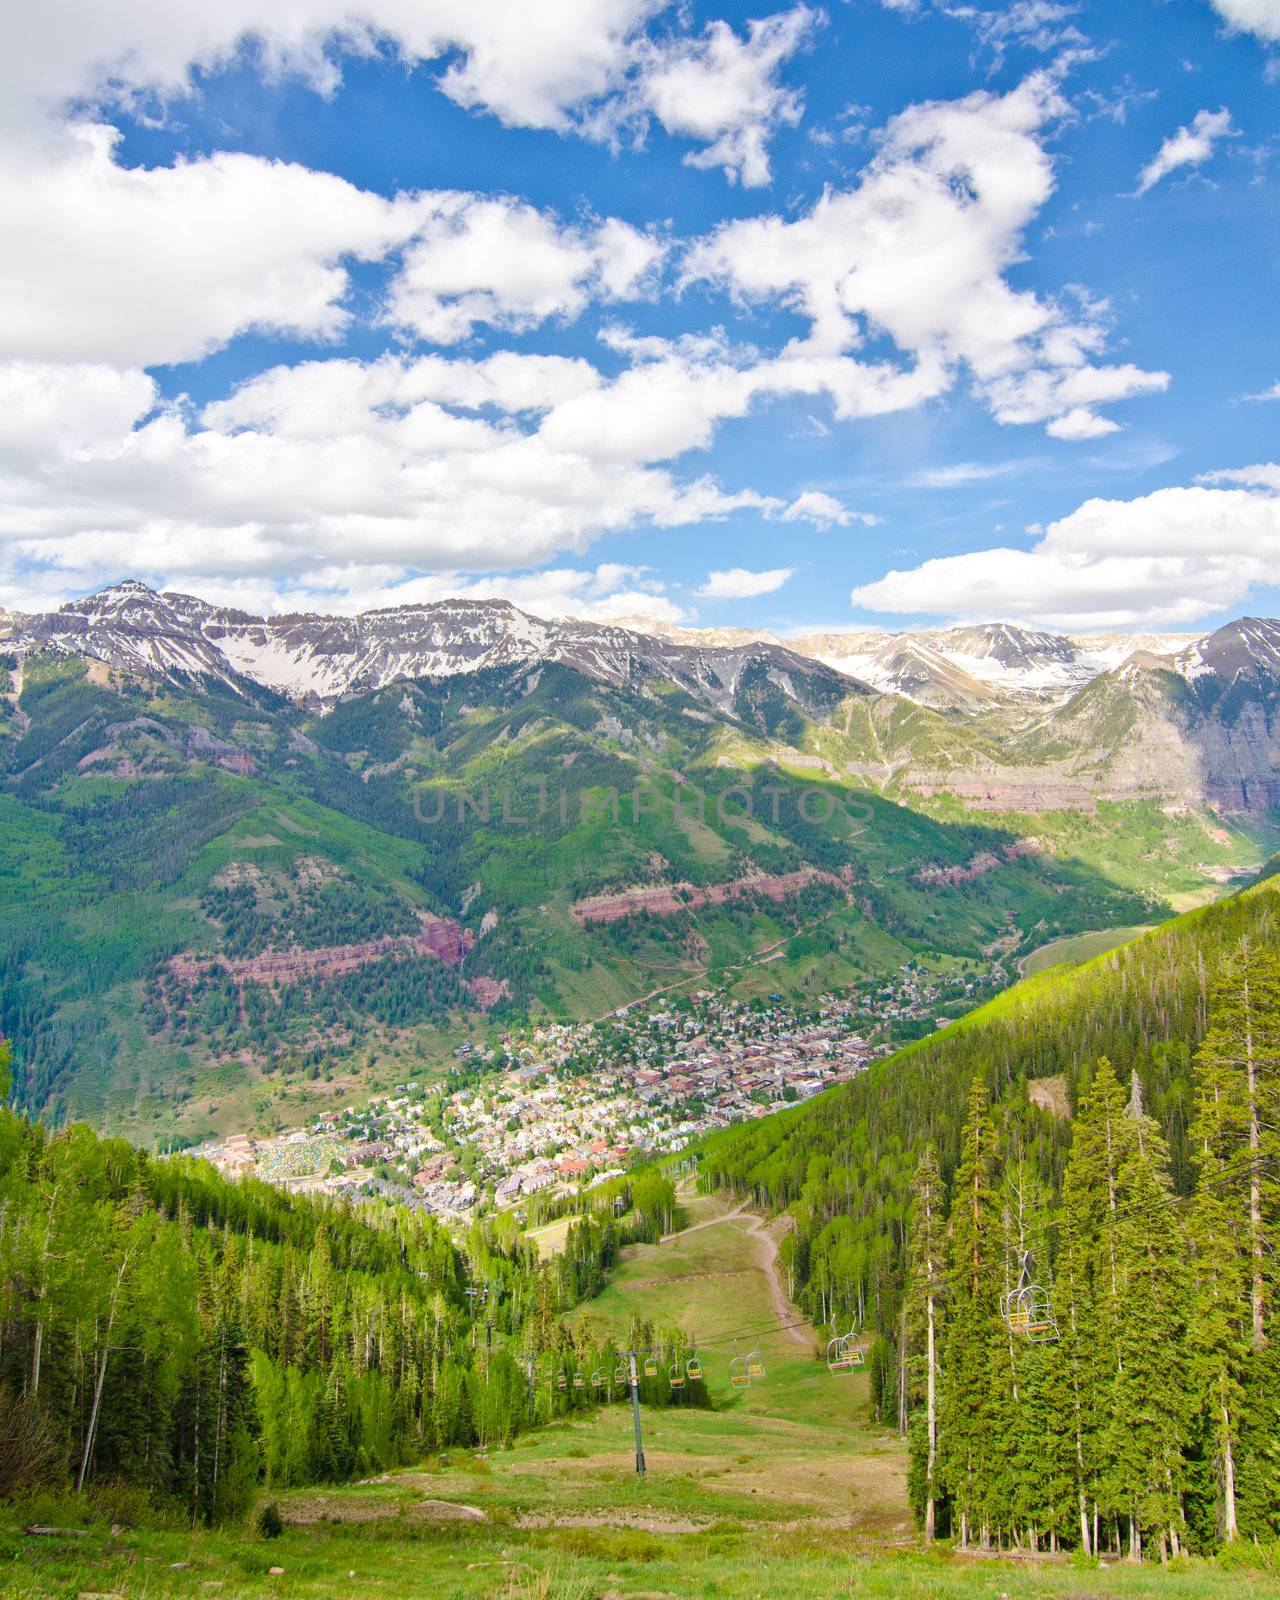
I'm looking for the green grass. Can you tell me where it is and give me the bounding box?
[1017,923,1156,978]
[12,1204,1277,1597]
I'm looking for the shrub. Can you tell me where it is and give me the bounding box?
[258,1501,284,1539]
[0,1388,64,1499]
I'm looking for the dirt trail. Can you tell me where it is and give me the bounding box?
[741,1213,810,1348]
[659,1207,811,1349]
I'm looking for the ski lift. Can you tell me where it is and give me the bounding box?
[573,1370,586,1391]
[999,1252,1059,1344]
[686,1353,703,1382]
[826,1333,854,1375]
[746,1345,765,1381]
[591,1369,603,1391]
[556,1370,568,1391]
[668,1359,686,1390]
[643,1354,658,1378]
[614,1359,628,1386]
[845,1333,867,1370]
[729,1341,751,1390]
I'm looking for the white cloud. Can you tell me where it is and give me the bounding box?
[698,565,795,598]
[1199,461,1280,489]
[963,3,1090,68]
[1135,108,1235,194]
[850,470,1280,628]
[4,2,810,184]
[1046,407,1119,440]
[908,459,1026,487]
[780,491,881,527]
[0,353,777,606]
[2,2,662,140]
[1208,1,1280,45]
[0,126,427,367]
[386,198,664,343]
[184,561,689,625]
[684,74,1169,439]
[1,129,663,368]
[616,6,819,186]
[1234,379,1280,403]
[539,325,947,467]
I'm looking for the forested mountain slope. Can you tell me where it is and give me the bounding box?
[702,872,1280,1296]
[699,876,1280,1553]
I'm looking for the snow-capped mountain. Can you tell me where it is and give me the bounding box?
[0,583,1268,729]
[790,622,1199,707]
[628,616,1200,708]
[5,583,1280,814]
[0,582,864,720]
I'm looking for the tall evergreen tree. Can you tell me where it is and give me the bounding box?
[905,1143,945,1540]
[939,1075,1003,1547]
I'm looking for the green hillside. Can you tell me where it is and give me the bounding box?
[0,653,1160,1139]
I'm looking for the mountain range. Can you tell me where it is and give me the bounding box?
[0,580,1212,709]
[5,583,1280,812]
[2,581,1279,1141]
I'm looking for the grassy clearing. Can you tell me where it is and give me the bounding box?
[7,1206,1278,1599]
[1017,924,1155,978]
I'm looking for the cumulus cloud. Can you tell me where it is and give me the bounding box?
[684,74,1169,439]
[386,198,664,343]
[1,132,662,368]
[849,470,1280,628]
[0,353,777,606]
[1208,1,1280,45]
[612,6,820,186]
[1135,107,1235,194]
[539,325,946,467]
[698,565,795,598]
[0,126,428,368]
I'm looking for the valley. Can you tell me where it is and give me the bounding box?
[5,586,1278,1146]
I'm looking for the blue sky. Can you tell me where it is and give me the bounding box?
[2,0,1278,634]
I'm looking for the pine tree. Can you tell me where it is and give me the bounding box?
[1188,1026,1249,1543]
[939,1075,1003,1547]
[1193,940,1280,1350]
[1060,1056,1134,1554]
[1096,1082,1191,1561]
[905,1143,945,1540]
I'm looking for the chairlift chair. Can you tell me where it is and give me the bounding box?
[614,1360,628,1386]
[643,1355,658,1378]
[668,1360,686,1390]
[591,1369,603,1391]
[1000,1252,1060,1344]
[686,1353,703,1383]
[573,1370,586,1390]
[729,1353,751,1390]
[556,1371,568,1391]
[826,1334,853,1375]
[745,1345,765,1381]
